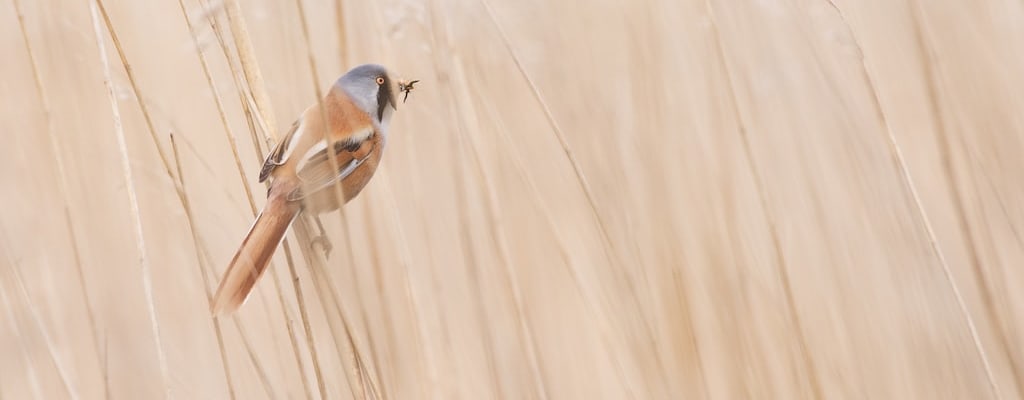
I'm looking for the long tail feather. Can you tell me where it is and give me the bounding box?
[210,187,300,316]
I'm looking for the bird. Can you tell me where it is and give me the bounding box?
[210,63,415,315]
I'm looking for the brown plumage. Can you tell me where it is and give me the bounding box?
[211,64,403,315]
[210,179,301,313]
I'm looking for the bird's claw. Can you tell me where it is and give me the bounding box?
[310,235,333,259]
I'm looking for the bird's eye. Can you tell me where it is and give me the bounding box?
[376,77,385,85]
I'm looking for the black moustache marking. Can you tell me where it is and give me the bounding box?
[376,75,392,121]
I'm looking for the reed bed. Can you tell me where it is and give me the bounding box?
[2,0,1023,398]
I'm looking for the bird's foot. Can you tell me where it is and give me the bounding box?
[309,234,333,259]
[305,214,333,259]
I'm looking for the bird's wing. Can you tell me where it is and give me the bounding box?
[259,118,302,182]
[287,128,377,201]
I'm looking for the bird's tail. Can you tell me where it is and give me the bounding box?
[211,186,300,316]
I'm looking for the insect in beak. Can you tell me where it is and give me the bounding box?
[398,79,420,103]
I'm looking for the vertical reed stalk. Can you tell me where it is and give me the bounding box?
[169,133,238,399]
[90,1,171,396]
[177,1,318,397]
[10,3,104,393]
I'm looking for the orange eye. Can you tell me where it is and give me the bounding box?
[375,77,385,85]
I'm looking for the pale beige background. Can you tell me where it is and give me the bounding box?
[1,0,1022,398]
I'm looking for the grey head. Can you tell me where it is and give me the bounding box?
[335,64,397,126]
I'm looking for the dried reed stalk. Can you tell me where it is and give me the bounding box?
[212,0,379,397]
[10,2,103,392]
[176,0,257,216]
[902,1,1001,394]
[193,237,280,398]
[200,4,268,157]
[94,0,182,193]
[359,202,401,398]
[176,1,318,397]
[90,1,170,396]
[159,133,279,399]
[483,101,639,398]
[292,217,371,399]
[477,2,672,393]
[450,92,548,399]
[477,1,668,396]
[292,0,381,397]
[0,275,45,399]
[93,1,287,397]
[420,14,504,400]
[422,4,548,396]
[200,1,335,397]
[0,229,76,399]
[10,270,78,399]
[226,312,282,398]
[699,1,825,398]
[222,0,279,139]
[476,0,639,275]
[375,176,437,399]
[170,134,237,399]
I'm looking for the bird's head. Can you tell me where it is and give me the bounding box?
[337,64,399,125]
